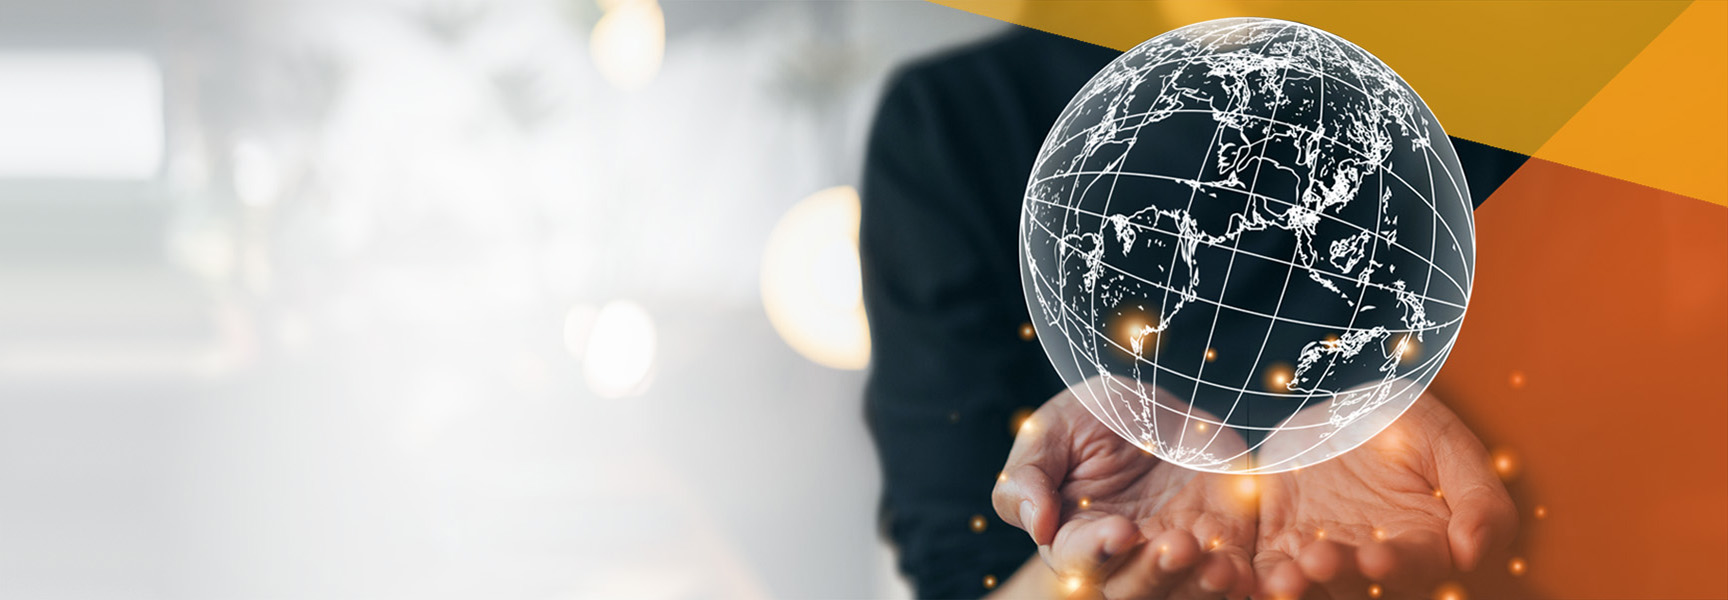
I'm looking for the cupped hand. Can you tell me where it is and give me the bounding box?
[992,381,1257,600]
[1251,393,1517,600]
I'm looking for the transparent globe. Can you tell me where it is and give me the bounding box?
[1020,18,1474,474]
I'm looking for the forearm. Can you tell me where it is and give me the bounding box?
[984,554,1106,600]
[984,555,1058,600]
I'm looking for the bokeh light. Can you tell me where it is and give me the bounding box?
[590,0,664,91]
[760,186,871,370]
[1433,581,1468,600]
[582,300,657,398]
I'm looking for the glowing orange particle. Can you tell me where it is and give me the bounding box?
[1508,557,1527,576]
[1492,449,1519,480]
[1077,497,1092,510]
[1368,583,1384,598]
[969,515,987,533]
[1509,370,1526,389]
[1534,505,1548,519]
[1233,476,1258,499]
[983,574,998,589]
[1019,322,1035,341]
[1263,363,1295,392]
[1204,347,1217,361]
[1433,581,1468,600]
[1011,407,1036,435]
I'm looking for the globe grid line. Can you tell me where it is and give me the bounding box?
[1028,214,1463,337]
[1029,18,1264,449]
[1094,22,1247,450]
[1036,47,1475,235]
[1035,280,1458,435]
[1027,188,1457,463]
[1025,203,1461,403]
[1044,106,1477,280]
[1027,195,1465,309]
[1175,24,1304,457]
[1030,144,1469,296]
[1209,29,1392,468]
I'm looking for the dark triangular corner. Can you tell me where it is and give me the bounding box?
[1449,136,1530,210]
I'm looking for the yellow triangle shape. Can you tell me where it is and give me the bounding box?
[1534,0,1728,206]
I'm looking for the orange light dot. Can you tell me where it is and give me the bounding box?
[1204,347,1217,361]
[1534,505,1548,519]
[1064,576,1083,593]
[1263,363,1294,392]
[1234,476,1258,499]
[1315,528,1327,540]
[1509,370,1526,389]
[1372,528,1387,541]
[1019,322,1035,341]
[1432,488,1445,499]
[1078,497,1091,510]
[1196,421,1209,432]
[983,574,998,589]
[1011,407,1036,435]
[1368,583,1384,598]
[1392,335,1421,364]
[1492,449,1519,480]
[1433,581,1468,600]
[1508,557,1527,576]
[969,515,987,533]
[1209,537,1222,550]
[997,471,1007,483]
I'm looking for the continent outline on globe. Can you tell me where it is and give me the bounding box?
[1018,17,1476,474]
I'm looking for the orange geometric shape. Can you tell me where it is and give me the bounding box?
[1431,157,1728,598]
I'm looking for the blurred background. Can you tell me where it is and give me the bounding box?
[0,0,1007,597]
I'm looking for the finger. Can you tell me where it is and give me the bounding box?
[1297,540,1372,600]
[1427,400,1519,572]
[1255,550,1309,600]
[1166,550,1248,600]
[1222,540,1258,599]
[991,408,1072,545]
[1358,529,1450,594]
[1444,484,1517,572]
[992,463,1063,545]
[1182,515,1256,599]
[1096,529,1202,600]
[1047,513,1146,582]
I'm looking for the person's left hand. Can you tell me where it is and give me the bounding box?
[1251,393,1518,600]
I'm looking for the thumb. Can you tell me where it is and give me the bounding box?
[992,406,1071,546]
[1428,398,1518,571]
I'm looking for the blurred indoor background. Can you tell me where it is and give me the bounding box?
[0,0,1005,597]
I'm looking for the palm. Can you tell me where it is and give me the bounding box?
[1253,395,1516,599]
[997,386,1256,599]
[1057,416,1250,563]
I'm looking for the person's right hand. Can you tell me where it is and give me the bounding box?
[992,382,1257,600]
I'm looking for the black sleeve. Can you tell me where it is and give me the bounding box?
[859,62,1064,599]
